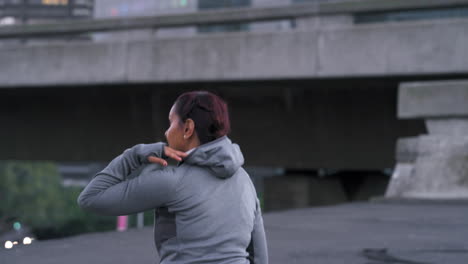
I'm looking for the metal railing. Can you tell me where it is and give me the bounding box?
[1,0,468,38]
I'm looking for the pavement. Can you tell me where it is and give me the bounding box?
[1,201,468,264]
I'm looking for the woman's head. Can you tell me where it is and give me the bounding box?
[165,91,230,152]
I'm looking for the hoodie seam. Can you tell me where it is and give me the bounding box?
[173,165,190,196]
[171,165,192,251]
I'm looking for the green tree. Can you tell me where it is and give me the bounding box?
[0,161,115,239]
[0,161,64,226]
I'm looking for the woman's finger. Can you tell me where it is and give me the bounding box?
[169,151,186,161]
[147,156,168,166]
[165,147,188,161]
[166,152,182,161]
[174,150,188,158]
[171,153,182,161]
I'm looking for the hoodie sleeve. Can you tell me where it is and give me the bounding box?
[247,198,268,264]
[77,143,178,216]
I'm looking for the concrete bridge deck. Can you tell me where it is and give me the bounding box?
[2,201,467,264]
[2,18,468,87]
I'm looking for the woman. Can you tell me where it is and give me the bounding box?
[78,91,268,264]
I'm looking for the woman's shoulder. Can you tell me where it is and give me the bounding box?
[139,163,183,184]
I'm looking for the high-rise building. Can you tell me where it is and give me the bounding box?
[92,0,294,41]
[0,0,93,25]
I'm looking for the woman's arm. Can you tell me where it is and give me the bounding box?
[77,143,180,215]
[91,143,167,181]
[247,198,269,264]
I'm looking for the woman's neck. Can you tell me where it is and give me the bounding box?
[184,137,200,152]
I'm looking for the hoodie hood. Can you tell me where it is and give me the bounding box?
[182,136,244,179]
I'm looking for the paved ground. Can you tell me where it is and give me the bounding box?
[1,201,468,264]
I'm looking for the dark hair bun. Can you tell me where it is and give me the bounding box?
[174,91,230,144]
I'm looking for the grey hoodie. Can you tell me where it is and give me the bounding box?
[78,136,268,264]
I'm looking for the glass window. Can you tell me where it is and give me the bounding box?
[198,0,250,10]
[74,0,92,5]
[5,0,22,4]
[292,0,331,3]
[41,0,69,5]
[1,0,92,20]
[26,0,69,4]
[197,0,251,33]
[355,7,468,24]
[198,23,249,33]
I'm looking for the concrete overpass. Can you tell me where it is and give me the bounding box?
[1,1,467,172]
[1,18,468,85]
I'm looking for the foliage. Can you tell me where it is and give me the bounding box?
[0,161,115,239]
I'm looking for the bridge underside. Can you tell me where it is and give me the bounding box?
[0,76,445,170]
[2,18,467,170]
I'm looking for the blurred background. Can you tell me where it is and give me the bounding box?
[1,0,468,254]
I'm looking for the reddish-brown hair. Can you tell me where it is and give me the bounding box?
[174,91,231,144]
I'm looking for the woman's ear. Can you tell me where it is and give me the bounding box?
[184,118,195,138]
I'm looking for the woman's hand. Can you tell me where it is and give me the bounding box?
[147,146,188,166]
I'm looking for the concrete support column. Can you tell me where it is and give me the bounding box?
[264,174,347,211]
[386,80,468,199]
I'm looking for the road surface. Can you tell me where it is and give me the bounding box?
[1,201,468,264]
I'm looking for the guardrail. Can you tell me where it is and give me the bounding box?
[1,0,468,38]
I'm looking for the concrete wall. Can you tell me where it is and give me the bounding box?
[1,18,467,87]
[387,80,468,199]
[398,80,468,118]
